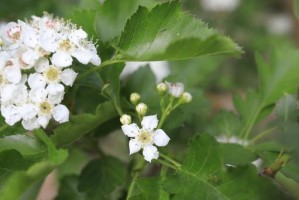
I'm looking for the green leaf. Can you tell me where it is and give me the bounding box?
[0,150,35,171]
[0,134,47,160]
[220,144,258,166]
[100,63,125,114]
[78,157,127,200]
[130,177,169,200]
[256,47,299,106]
[95,0,157,42]
[51,101,118,147]
[68,9,97,37]
[164,134,289,199]
[56,175,86,200]
[116,1,241,61]
[275,94,299,122]
[182,134,221,177]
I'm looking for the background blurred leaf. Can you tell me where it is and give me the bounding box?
[78,157,127,200]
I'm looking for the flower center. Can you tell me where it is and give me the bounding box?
[8,25,22,41]
[59,39,72,51]
[39,101,52,115]
[137,130,153,145]
[45,66,60,82]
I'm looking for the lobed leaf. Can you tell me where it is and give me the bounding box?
[116,0,241,61]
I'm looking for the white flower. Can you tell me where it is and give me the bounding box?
[28,57,77,92]
[50,28,101,67]
[201,0,240,12]
[166,82,184,97]
[121,115,170,162]
[21,87,69,130]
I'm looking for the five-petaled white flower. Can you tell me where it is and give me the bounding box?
[121,115,170,162]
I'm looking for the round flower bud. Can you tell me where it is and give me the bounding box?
[136,103,148,116]
[130,92,141,105]
[181,92,192,103]
[156,82,168,95]
[120,114,132,125]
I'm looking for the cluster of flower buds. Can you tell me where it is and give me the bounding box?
[0,13,101,130]
[157,81,192,103]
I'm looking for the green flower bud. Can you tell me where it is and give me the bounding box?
[120,114,132,125]
[136,103,148,115]
[156,82,168,95]
[181,92,192,103]
[130,92,141,105]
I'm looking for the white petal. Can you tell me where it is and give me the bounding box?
[12,84,28,105]
[40,30,58,52]
[52,104,69,123]
[37,115,51,128]
[29,87,47,103]
[0,51,11,69]
[121,123,139,137]
[22,118,40,130]
[141,115,158,130]
[72,48,93,65]
[166,82,184,97]
[1,84,17,104]
[3,65,21,84]
[51,51,73,68]
[61,68,78,86]
[46,84,65,104]
[20,103,38,120]
[153,129,170,147]
[69,29,87,44]
[20,22,38,48]
[129,139,142,155]
[21,49,39,66]
[142,145,159,162]
[1,105,22,125]
[90,54,101,66]
[28,73,46,89]
[34,57,49,73]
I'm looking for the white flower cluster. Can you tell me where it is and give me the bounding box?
[0,13,101,130]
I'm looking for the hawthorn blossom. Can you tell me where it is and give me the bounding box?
[166,82,184,97]
[0,13,100,130]
[121,115,170,162]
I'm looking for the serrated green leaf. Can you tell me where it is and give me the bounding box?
[129,177,169,200]
[220,143,258,166]
[95,0,157,42]
[78,157,126,200]
[182,134,221,177]
[51,101,118,147]
[116,1,241,61]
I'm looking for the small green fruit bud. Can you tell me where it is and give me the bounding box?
[181,92,192,103]
[156,82,167,95]
[136,103,148,115]
[120,114,132,125]
[130,92,141,105]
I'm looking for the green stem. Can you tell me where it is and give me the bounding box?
[160,153,182,168]
[77,59,124,81]
[157,96,175,129]
[241,104,264,140]
[157,111,167,129]
[249,127,278,144]
[156,159,178,170]
[126,172,139,200]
